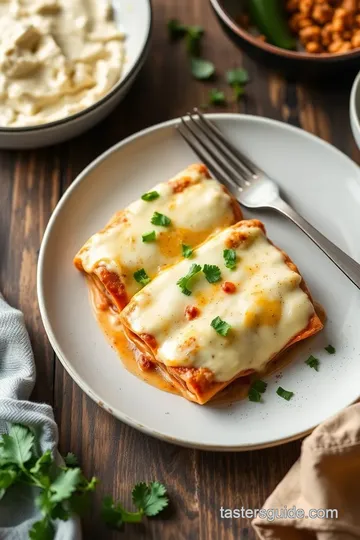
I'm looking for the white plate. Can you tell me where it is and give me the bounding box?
[38,114,360,451]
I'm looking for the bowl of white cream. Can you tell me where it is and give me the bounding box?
[0,0,151,148]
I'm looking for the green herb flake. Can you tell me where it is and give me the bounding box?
[191,57,215,80]
[226,68,249,86]
[141,191,160,202]
[151,212,171,227]
[186,25,204,55]
[177,264,202,296]
[182,244,193,258]
[233,84,245,101]
[210,316,231,337]
[167,19,188,40]
[142,231,156,243]
[203,264,222,283]
[276,387,294,401]
[133,268,151,287]
[223,249,237,270]
[325,344,336,354]
[305,355,320,372]
[209,88,226,106]
[248,379,267,403]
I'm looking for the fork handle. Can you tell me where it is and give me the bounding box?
[271,197,360,290]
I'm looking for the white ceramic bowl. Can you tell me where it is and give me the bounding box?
[0,0,152,149]
[350,70,360,150]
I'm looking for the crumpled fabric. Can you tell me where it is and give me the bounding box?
[0,294,81,539]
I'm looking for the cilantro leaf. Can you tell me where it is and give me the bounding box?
[305,355,320,371]
[132,482,168,517]
[325,344,335,354]
[209,89,226,106]
[203,264,222,283]
[141,191,160,202]
[182,244,193,258]
[30,450,53,475]
[50,468,82,503]
[177,264,202,296]
[191,58,215,80]
[186,25,204,55]
[151,212,171,227]
[64,452,78,468]
[142,231,156,243]
[0,469,18,499]
[167,19,188,40]
[276,387,294,401]
[0,424,34,467]
[29,517,54,540]
[226,68,249,86]
[223,249,237,270]
[233,84,245,101]
[210,316,231,336]
[133,268,151,287]
[248,379,267,402]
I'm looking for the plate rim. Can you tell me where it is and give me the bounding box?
[37,113,360,451]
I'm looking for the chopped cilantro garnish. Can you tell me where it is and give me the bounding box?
[305,355,319,371]
[248,379,267,403]
[226,68,249,86]
[133,268,151,287]
[190,57,215,80]
[203,264,222,283]
[177,264,202,296]
[210,316,231,336]
[142,231,156,243]
[325,344,335,354]
[151,212,171,227]
[223,249,237,270]
[209,88,226,106]
[276,387,294,401]
[182,244,193,258]
[167,19,188,40]
[141,191,160,202]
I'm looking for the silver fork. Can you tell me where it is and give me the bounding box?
[177,108,360,290]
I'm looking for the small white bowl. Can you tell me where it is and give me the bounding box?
[0,0,152,149]
[350,71,360,150]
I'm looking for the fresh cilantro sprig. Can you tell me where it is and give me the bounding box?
[226,68,249,101]
[182,244,193,258]
[210,316,231,337]
[208,89,226,106]
[0,425,168,540]
[102,482,168,529]
[223,249,237,270]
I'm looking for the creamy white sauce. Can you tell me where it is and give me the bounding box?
[77,166,236,298]
[0,0,124,126]
[121,222,315,382]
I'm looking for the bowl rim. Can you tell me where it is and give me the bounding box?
[350,71,360,136]
[0,0,153,134]
[210,0,360,62]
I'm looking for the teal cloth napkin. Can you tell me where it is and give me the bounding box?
[0,295,81,539]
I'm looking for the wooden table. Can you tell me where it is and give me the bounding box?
[1,1,359,538]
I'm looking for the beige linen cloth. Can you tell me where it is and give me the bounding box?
[252,402,360,540]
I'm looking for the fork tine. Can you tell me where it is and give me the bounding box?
[188,111,253,183]
[194,108,262,178]
[180,117,247,189]
[177,123,242,198]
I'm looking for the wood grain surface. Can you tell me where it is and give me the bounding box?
[0,0,359,538]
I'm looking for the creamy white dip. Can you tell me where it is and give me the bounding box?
[0,0,125,127]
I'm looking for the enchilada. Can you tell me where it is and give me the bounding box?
[74,164,242,311]
[120,219,323,404]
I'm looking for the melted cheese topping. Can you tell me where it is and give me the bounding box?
[121,222,315,382]
[77,166,237,298]
[0,0,124,126]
